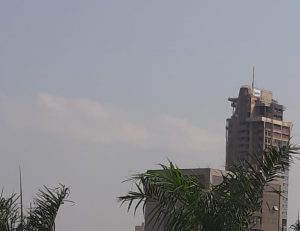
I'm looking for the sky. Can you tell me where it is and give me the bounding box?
[1,1,300,230]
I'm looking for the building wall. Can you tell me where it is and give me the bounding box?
[262,183,282,231]
[251,181,283,231]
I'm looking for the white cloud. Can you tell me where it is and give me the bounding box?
[148,115,223,153]
[1,93,223,153]
[35,93,147,146]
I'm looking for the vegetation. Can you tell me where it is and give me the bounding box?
[119,144,299,231]
[290,214,300,231]
[290,222,300,231]
[0,184,71,231]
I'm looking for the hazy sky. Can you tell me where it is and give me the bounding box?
[1,1,300,230]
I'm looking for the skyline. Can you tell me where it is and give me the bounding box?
[1,1,300,230]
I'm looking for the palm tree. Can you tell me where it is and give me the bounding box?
[0,193,19,231]
[0,184,71,231]
[24,184,71,231]
[119,144,299,231]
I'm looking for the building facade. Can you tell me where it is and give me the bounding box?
[226,85,291,231]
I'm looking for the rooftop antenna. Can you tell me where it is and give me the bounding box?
[252,65,255,90]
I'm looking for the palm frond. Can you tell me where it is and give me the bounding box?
[24,184,71,231]
[0,192,20,231]
[290,221,300,231]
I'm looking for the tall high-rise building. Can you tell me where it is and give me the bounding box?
[226,85,291,230]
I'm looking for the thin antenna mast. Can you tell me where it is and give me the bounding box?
[19,167,24,230]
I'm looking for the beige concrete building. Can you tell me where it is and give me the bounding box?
[226,85,291,231]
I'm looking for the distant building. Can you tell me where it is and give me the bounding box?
[135,222,144,231]
[226,85,291,231]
